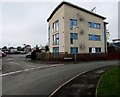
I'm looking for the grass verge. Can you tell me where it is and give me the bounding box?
[97,66,120,97]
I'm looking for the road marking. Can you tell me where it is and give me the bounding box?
[23,69,30,72]
[26,65,39,68]
[6,58,13,61]
[10,62,20,65]
[1,64,64,77]
[0,70,23,77]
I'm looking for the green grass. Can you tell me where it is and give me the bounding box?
[97,67,120,97]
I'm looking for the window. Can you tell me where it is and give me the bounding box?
[88,22,100,29]
[53,23,54,33]
[89,34,101,41]
[89,48,92,53]
[74,33,78,39]
[53,47,59,53]
[88,22,94,28]
[48,25,50,37]
[71,47,78,54]
[89,47,95,53]
[70,33,78,44]
[53,20,59,33]
[53,33,59,45]
[70,19,78,30]
[95,35,101,41]
[70,33,78,39]
[70,38,73,44]
[96,48,101,53]
[89,47,101,53]
[95,23,100,29]
[56,20,59,31]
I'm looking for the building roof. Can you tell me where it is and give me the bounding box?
[47,1,106,22]
[104,22,108,24]
[112,39,120,42]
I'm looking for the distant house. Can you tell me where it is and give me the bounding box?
[113,39,120,47]
[9,47,17,53]
[47,1,108,54]
[107,39,120,53]
[24,45,31,53]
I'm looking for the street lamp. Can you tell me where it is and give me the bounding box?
[75,26,78,62]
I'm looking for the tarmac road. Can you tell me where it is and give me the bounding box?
[2,55,119,96]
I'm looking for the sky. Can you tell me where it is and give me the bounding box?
[0,0,119,48]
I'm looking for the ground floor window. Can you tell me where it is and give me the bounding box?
[89,47,101,53]
[96,48,101,53]
[53,47,59,53]
[71,47,78,54]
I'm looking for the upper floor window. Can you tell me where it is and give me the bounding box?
[53,33,59,45]
[88,22,101,29]
[48,25,50,37]
[95,23,100,29]
[70,33,78,44]
[89,34,101,41]
[70,33,78,39]
[53,20,59,33]
[70,19,78,30]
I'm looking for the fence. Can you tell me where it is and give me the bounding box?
[35,52,120,61]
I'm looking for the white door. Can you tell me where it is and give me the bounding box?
[92,48,95,53]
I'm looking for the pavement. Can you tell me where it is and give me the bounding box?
[50,65,115,97]
[1,54,119,96]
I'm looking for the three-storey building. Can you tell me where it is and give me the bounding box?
[47,2,108,54]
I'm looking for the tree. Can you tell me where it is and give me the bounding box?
[45,45,49,52]
[2,46,7,50]
[36,45,39,51]
[17,46,22,51]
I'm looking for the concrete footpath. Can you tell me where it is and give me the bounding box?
[50,65,115,97]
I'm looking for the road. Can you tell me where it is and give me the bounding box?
[2,55,119,96]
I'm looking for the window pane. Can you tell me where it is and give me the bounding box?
[91,22,95,28]
[70,20,72,30]
[53,23,54,32]
[89,48,92,53]
[76,47,78,53]
[88,22,91,28]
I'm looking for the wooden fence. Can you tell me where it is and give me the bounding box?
[35,52,120,61]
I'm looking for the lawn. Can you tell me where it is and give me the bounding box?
[97,66,120,97]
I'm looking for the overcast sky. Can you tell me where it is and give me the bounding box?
[0,0,119,48]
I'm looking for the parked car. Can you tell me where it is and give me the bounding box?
[0,50,6,57]
[26,52,31,58]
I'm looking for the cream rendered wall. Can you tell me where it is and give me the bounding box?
[64,4,105,53]
[49,5,65,53]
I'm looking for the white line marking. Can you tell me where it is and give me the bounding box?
[26,65,39,68]
[6,58,13,61]
[1,70,23,77]
[30,68,35,70]
[1,64,64,77]
[10,62,20,65]
[24,69,30,72]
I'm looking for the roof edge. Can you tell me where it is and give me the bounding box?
[47,1,106,22]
